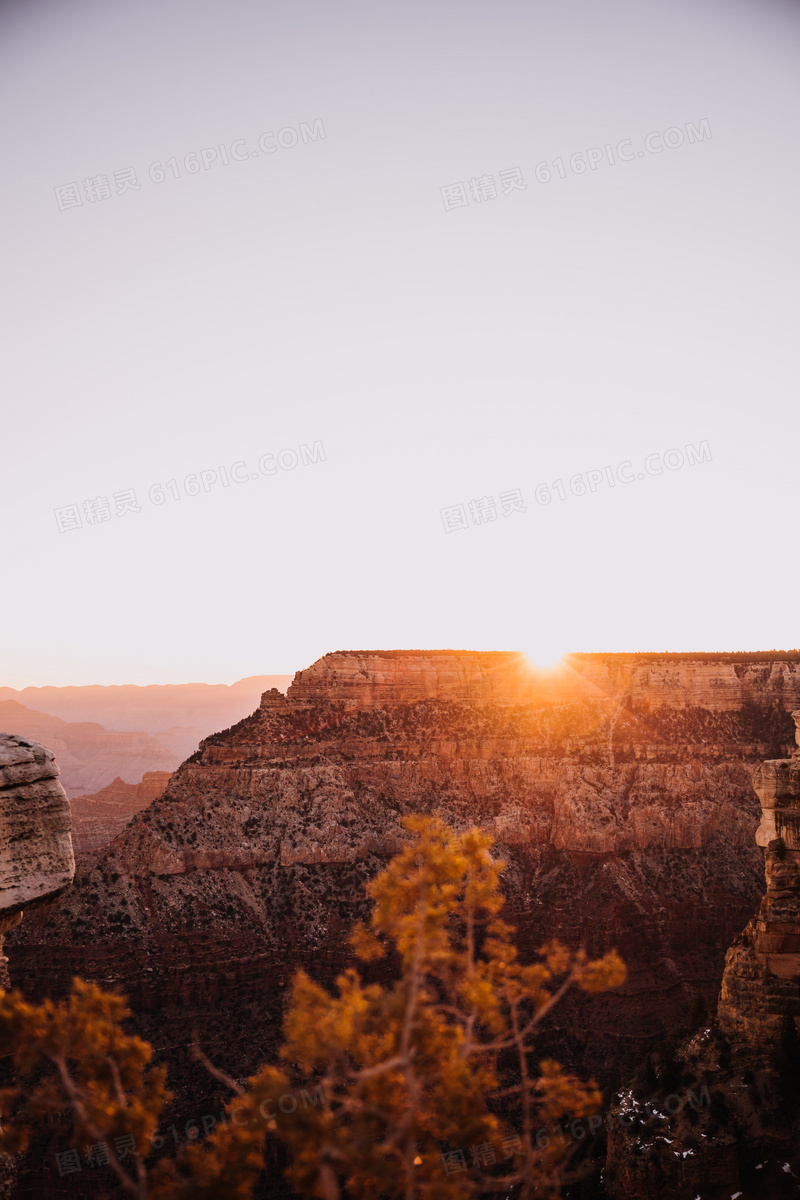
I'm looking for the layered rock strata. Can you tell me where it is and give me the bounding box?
[606,713,800,1199]
[287,651,800,713]
[7,652,800,1196]
[0,733,74,1200]
[0,734,74,915]
[716,710,800,1052]
[70,772,172,853]
[0,732,74,988]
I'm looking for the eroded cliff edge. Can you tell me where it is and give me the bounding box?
[8,651,800,1186]
[606,711,800,1199]
[0,732,75,1198]
[0,732,74,982]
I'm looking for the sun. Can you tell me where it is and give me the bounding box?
[523,642,568,672]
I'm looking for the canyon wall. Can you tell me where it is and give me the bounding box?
[69,772,172,854]
[605,715,800,1199]
[717,726,800,1053]
[7,652,799,1196]
[285,650,800,713]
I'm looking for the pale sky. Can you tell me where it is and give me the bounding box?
[2,0,799,687]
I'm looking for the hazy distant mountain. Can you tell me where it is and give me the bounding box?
[0,676,292,736]
[0,700,179,797]
[0,677,292,800]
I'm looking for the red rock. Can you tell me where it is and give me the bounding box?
[8,651,800,1196]
[70,772,172,853]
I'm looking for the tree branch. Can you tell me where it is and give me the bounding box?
[190,1032,246,1097]
[52,1054,144,1200]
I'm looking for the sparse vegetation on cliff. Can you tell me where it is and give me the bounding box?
[0,818,624,1199]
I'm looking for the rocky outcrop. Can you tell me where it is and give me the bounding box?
[0,734,74,923]
[7,652,800,1197]
[70,772,172,853]
[715,711,800,1054]
[0,729,74,995]
[605,713,800,1199]
[0,733,74,1199]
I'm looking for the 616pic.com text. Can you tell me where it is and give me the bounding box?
[54,441,326,534]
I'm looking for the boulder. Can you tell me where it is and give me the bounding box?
[0,732,74,987]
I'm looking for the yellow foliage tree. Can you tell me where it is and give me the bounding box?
[0,817,625,1198]
[0,978,169,1197]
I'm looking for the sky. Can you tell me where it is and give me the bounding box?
[1,0,799,686]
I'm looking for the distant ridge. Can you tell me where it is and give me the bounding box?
[0,678,293,797]
[0,700,177,797]
[0,675,293,735]
[312,649,800,661]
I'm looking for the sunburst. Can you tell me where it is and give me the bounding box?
[523,642,567,671]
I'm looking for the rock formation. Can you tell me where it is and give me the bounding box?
[715,710,800,1053]
[605,712,800,1198]
[0,733,74,916]
[0,732,74,986]
[7,651,800,1196]
[279,650,800,714]
[70,772,172,853]
[0,733,75,1199]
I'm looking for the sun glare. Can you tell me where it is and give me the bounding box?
[524,644,568,672]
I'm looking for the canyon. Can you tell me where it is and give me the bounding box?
[606,711,800,1199]
[6,650,800,1196]
[0,701,178,799]
[0,678,291,760]
[0,677,291,799]
[69,772,172,854]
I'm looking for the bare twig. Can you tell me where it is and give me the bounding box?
[53,1054,145,1200]
[189,1032,246,1097]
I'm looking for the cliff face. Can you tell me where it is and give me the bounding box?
[0,733,75,1200]
[7,652,799,1190]
[69,772,172,854]
[0,733,74,921]
[716,729,800,1054]
[605,713,800,1200]
[285,651,800,714]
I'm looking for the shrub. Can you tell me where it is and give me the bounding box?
[0,816,626,1200]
